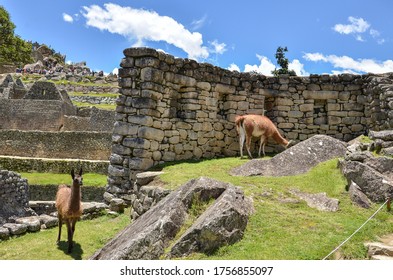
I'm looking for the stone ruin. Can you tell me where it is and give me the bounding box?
[107,47,393,198]
[0,75,114,132]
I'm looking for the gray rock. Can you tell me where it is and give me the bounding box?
[15,216,41,232]
[365,242,393,258]
[341,160,393,202]
[0,226,10,240]
[231,135,347,177]
[103,191,115,204]
[136,171,164,186]
[369,130,393,141]
[169,186,253,257]
[364,156,393,180]
[109,198,126,213]
[344,151,373,162]
[90,177,252,260]
[382,147,393,156]
[348,181,372,209]
[39,214,58,229]
[3,223,28,235]
[289,189,339,212]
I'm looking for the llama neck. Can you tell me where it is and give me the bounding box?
[272,131,289,147]
[69,184,81,210]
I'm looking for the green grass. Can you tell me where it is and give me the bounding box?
[68,91,119,98]
[153,157,393,260]
[0,209,131,260]
[71,101,116,111]
[20,172,107,187]
[2,157,392,260]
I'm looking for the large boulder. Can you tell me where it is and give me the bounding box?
[231,135,347,177]
[169,186,252,257]
[90,177,252,260]
[341,160,393,202]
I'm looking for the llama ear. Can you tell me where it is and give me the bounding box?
[79,167,83,176]
[71,169,75,180]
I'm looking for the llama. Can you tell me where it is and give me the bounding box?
[55,168,83,253]
[235,114,293,158]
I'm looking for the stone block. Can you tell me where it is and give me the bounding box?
[303,90,338,100]
[299,104,313,112]
[113,121,138,136]
[215,83,236,94]
[138,127,164,141]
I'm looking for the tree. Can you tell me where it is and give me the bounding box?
[271,46,296,76]
[0,6,32,66]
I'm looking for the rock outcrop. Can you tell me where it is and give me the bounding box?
[230,135,347,177]
[340,132,393,205]
[90,177,253,260]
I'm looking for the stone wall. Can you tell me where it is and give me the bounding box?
[107,48,392,195]
[0,130,111,160]
[0,170,31,225]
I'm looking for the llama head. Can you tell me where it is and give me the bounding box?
[71,168,83,186]
[286,140,297,149]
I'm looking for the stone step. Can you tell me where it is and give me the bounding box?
[0,155,109,174]
[365,242,393,257]
[371,255,393,260]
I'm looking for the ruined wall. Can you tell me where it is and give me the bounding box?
[0,170,30,225]
[0,130,111,160]
[107,48,393,195]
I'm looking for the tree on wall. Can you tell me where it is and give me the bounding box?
[0,6,32,66]
[271,46,296,76]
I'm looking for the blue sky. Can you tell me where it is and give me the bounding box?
[2,0,393,75]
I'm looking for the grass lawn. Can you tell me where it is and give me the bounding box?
[0,210,130,260]
[1,157,392,260]
[20,172,107,187]
[71,101,116,111]
[155,157,393,260]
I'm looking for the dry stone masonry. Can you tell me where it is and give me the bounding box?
[108,47,393,195]
[0,170,32,225]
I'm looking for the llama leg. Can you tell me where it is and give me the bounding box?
[66,220,73,253]
[239,128,246,158]
[258,136,266,157]
[57,215,62,244]
[246,136,253,158]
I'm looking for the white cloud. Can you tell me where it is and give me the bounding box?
[191,15,207,30]
[209,40,227,55]
[289,59,309,76]
[333,16,370,35]
[242,55,308,76]
[333,16,385,44]
[244,55,276,75]
[304,52,393,74]
[62,13,74,23]
[81,3,210,60]
[228,63,240,72]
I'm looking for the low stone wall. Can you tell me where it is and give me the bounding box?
[0,155,109,174]
[63,107,115,132]
[56,83,119,94]
[0,130,112,160]
[0,170,32,225]
[29,184,106,202]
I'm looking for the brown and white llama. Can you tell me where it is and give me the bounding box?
[55,168,83,253]
[235,114,293,158]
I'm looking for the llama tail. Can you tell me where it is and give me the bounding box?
[235,116,246,158]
